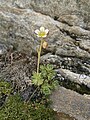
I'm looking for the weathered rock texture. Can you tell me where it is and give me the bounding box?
[0,0,90,57]
[0,0,90,120]
[56,68,90,88]
[50,87,90,120]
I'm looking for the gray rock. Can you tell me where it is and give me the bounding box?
[56,68,90,88]
[0,1,90,59]
[50,87,90,120]
[13,0,90,29]
[0,44,7,55]
[1,0,89,27]
[41,53,62,64]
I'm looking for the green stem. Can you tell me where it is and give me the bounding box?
[37,39,43,74]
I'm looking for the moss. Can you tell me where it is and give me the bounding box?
[28,101,56,120]
[0,80,12,96]
[0,93,56,120]
[0,94,30,120]
[0,80,12,107]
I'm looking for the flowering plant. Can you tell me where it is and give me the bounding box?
[29,26,58,101]
[35,26,49,74]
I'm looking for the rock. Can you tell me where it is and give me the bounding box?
[84,94,90,99]
[50,87,90,120]
[3,0,89,27]
[58,15,84,27]
[41,53,62,65]
[0,44,7,55]
[79,39,90,53]
[56,68,90,88]
[0,1,90,59]
[14,0,90,29]
[0,5,59,55]
[41,53,90,75]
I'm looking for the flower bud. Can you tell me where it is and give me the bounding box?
[42,41,48,49]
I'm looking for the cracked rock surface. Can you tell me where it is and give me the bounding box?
[0,0,90,120]
[50,87,90,120]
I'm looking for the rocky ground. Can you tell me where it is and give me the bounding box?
[0,0,90,120]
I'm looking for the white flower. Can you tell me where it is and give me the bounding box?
[35,26,49,38]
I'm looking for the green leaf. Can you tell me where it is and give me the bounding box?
[41,83,51,95]
[51,80,59,90]
[32,72,44,86]
[40,64,56,81]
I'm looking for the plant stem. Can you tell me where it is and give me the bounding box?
[37,39,43,74]
[27,87,39,102]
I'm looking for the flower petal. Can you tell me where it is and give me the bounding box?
[37,35,41,37]
[40,27,45,32]
[35,29,40,34]
[45,29,49,34]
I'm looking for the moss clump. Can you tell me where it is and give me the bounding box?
[0,93,56,120]
[0,80,12,107]
[28,101,56,120]
[0,80,12,96]
[0,94,29,120]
